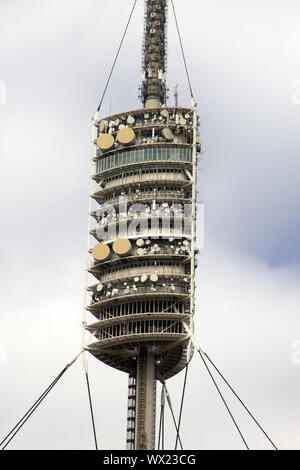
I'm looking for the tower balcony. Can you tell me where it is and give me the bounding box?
[93,166,191,188]
[92,264,187,284]
[87,284,190,312]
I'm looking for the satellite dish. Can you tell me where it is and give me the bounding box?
[160,109,169,118]
[92,243,110,261]
[112,238,132,256]
[150,274,158,282]
[96,283,104,292]
[117,127,136,145]
[141,274,148,282]
[96,133,115,151]
[136,238,145,247]
[134,277,140,283]
[127,115,135,125]
[162,128,173,141]
[137,248,145,256]
[99,120,107,132]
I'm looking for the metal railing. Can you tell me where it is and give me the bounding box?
[100,265,186,283]
[90,285,190,305]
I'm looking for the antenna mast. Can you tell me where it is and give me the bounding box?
[141,0,168,108]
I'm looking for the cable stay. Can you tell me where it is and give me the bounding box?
[157,384,165,450]
[170,0,194,101]
[198,351,250,450]
[175,364,189,450]
[0,350,83,451]
[162,382,184,450]
[181,322,278,449]
[95,0,138,115]
[0,347,99,451]
[157,366,188,451]
[202,352,278,450]
[85,371,98,450]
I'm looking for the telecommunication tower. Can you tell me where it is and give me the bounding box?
[84,0,201,450]
[0,0,278,454]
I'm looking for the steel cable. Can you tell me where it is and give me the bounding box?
[198,351,250,450]
[0,366,68,450]
[203,352,278,450]
[175,364,189,450]
[163,382,184,450]
[170,0,194,99]
[96,0,138,113]
[85,373,98,450]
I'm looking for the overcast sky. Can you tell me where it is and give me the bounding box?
[0,0,300,450]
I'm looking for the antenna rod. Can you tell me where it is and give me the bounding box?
[141,0,168,109]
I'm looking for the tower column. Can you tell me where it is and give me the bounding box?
[135,347,157,449]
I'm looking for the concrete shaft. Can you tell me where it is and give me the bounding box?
[135,348,157,449]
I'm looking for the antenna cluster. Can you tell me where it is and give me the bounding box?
[141,0,168,107]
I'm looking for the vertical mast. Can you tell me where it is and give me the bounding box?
[142,0,168,109]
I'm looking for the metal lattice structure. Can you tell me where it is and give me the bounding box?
[84,0,201,450]
[141,0,168,107]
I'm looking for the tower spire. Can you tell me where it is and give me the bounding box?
[141,0,168,108]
